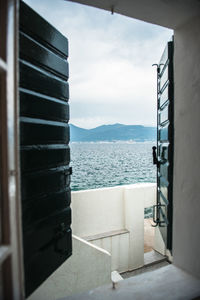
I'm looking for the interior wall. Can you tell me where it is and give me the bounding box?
[173,15,200,278]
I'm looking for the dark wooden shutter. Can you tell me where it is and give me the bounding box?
[19,1,72,296]
[155,41,174,250]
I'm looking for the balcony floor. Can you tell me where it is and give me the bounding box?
[61,265,200,300]
[121,250,168,279]
[144,218,155,252]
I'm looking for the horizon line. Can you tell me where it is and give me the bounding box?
[69,122,157,130]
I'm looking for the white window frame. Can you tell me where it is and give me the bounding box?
[0,0,24,298]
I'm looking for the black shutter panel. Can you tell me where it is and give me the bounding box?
[154,41,174,250]
[19,2,72,297]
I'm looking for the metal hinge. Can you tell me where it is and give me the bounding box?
[69,167,72,175]
[64,167,72,176]
[152,63,160,74]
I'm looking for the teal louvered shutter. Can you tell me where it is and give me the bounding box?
[19,1,72,296]
[153,40,174,250]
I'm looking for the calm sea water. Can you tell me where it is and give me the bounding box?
[70,142,156,191]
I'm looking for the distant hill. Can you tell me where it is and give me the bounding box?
[70,123,156,142]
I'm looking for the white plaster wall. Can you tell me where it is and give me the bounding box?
[143,183,157,208]
[72,183,157,271]
[173,15,200,278]
[91,232,129,273]
[154,227,166,256]
[124,184,156,270]
[71,184,156,239]
[125,185,145,269]
[70,0,200,30]
[71,186,124,237]
[28,236,111,300]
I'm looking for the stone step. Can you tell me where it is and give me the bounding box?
[121,250,168,279]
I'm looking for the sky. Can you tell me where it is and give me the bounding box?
[25,0,172,129]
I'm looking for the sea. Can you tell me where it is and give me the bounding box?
[70,141,156,191]
[70,141,156,218]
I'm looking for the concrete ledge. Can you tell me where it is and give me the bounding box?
[111,271,123,283]
[61,265,200,300]
[84,229,129,241]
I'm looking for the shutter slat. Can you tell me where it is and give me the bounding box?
[20,33,69,80]
[22,189,71,225]
[20,62,69,101]
[20,118,70,145]
[20,90,69,122]
[21,165,71,201]
[20,1,68,58]
[21,145,70,173]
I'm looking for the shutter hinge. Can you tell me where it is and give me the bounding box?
[64,167,72,176]
[54,223,69,257]
[152,63,160,74]
[69,167,72,175]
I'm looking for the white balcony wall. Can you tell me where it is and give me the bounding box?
[72,183,157,271]
[28,183,161,300]
[71,186,125,237]
[89,230,129,273]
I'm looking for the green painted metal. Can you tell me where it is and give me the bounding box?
[153,40,174,250]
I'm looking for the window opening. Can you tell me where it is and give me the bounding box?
[23,0,173,295]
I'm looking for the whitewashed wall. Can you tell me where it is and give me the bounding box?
[72,183,157,271]
[124,184,156,269]
[89,230,129,273]
[173,15,200,278]
[71,186,124,237]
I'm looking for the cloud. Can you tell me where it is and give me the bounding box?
[24,0,173,128]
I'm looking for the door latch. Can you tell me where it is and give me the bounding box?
[152,204,159,227]
[152,203,166,227]
[152,146,160,167]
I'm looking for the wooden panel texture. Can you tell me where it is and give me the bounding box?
[19,1,72,296]
[157,41,174,250]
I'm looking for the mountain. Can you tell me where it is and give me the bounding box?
[70,123,156,142]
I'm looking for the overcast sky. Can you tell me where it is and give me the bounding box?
[25,0,172,129]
